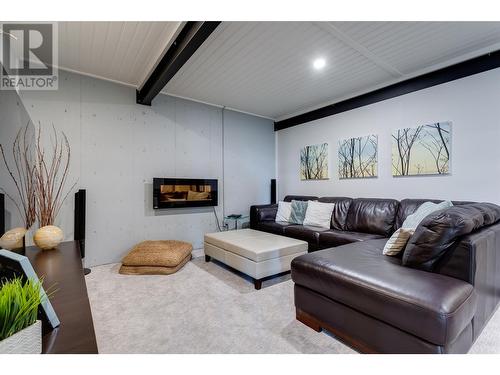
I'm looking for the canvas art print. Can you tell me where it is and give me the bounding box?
[300,143,329,180]
[338,134,378,179]
[392,122,451,176]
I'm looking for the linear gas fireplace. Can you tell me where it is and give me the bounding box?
[153,178,218,209]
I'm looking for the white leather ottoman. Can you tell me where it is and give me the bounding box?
[204,229,308,289]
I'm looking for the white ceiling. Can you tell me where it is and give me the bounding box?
[56,22,500,121]
[164,21,500,120]
[58,21,181,88]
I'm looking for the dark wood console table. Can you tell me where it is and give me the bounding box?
[24,241,98,354]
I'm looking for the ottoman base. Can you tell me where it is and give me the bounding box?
[205,253,290,290]
[204,240,305,289]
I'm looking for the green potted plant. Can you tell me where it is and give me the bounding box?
[0,277,45,354]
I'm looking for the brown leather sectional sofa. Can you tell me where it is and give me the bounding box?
[250,196,500,353]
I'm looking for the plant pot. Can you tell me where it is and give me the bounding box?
[33,225,64,250]
[0,320,42,354]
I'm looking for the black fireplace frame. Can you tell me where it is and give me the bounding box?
[153,178,218,209]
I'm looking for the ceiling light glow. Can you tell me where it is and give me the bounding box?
[313,58,326,70]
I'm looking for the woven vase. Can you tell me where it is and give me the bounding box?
[0,320,42,354]
[33,225,64,250]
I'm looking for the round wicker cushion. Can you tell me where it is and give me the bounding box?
[119,254,191,275]
[121,240,193,268]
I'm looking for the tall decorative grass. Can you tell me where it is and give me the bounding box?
[0,277,44,341]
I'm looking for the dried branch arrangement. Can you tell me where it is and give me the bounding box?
[0,122,76,229]
[34,124,76,227]
[0,123,37,229]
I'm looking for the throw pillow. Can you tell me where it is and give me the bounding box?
[275,201,292,222]
[403,203,500,270]
[303,201,335,228]
[382,200,453,257]
[401,200,453,229]
[289,200,309,225]
[383,228,415,256]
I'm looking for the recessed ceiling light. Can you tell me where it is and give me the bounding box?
[313,58,326,70]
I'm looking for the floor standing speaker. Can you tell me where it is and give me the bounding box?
[270,179,277,204]
[0,193,5,236]
[74,189,90,275]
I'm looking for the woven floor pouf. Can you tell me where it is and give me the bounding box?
[119,240,193,275]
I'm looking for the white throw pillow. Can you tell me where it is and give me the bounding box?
[302,201,335,229]
[275,201,292,222]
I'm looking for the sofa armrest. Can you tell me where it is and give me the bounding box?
[250,204,278,228]
[436,221,500,341]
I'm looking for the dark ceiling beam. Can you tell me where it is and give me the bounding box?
[274,50,500,131]
[136,21,221,106]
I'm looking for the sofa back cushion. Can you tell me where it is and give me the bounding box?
[401,201,454,229]
[318,197,352,230]
[395,199,475,229]
[346,198,399,236]
[395,199,443,229]
[403,203,500,271]
[284,195,318,202]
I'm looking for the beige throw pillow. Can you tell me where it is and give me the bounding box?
[383,228,415,256]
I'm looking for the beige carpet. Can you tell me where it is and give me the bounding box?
[85,256,500,354]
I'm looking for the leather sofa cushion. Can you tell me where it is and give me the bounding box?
[346,198,399,236]
[251,204,278,222]
[395,199,443,229]
[284,225,329,244]
[395,199,474,229]
[255,221,293,235]
[318,197,352,230]
[319,230,385,248]
[291,239,476,345]
[403,203,500,270]
[284,195,318,202]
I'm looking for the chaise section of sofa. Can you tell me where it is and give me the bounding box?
[292,239,477,353]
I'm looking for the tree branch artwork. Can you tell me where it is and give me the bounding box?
[300,143,329,180]
[338,135,378,179]
[392,122,451,176]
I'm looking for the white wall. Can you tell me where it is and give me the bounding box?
[1,70,275,266]
[0,89,34,234]
[223,109,275,216]
[277,68,500,204]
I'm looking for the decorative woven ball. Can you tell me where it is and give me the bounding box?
[33,225,64,250]
[0,227,27,250]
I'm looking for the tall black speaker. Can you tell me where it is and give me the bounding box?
[74,189,90,275]
[270,179,277,204]
[0,193,5,236]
